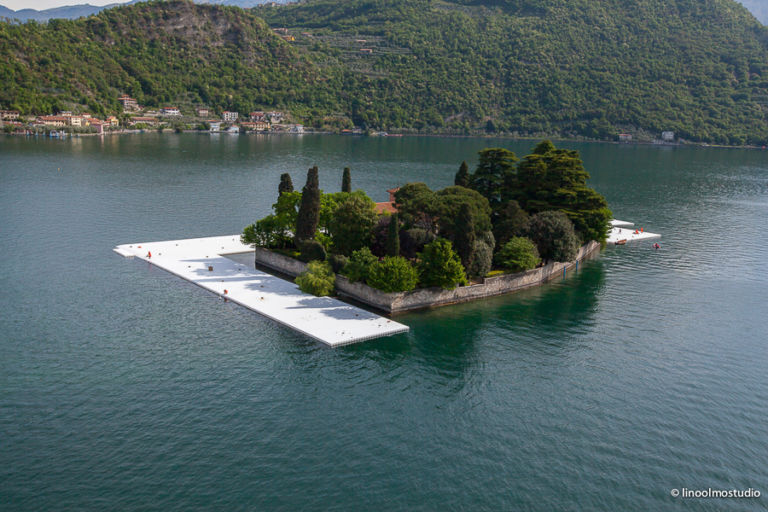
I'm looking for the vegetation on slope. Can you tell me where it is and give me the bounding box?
[1,0,767,144]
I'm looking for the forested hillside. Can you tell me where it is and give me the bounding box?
[1,0,767,144]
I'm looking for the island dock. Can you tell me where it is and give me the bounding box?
[113,235,409,346]
[607,219,662,244]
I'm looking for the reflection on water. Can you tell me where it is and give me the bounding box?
[1,134,767,512]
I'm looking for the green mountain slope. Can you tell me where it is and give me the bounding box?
[259,0,768,144]
[1,0,767,144]
[0,0,346,118]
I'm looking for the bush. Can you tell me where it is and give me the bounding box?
[400,228,435,259]
[525,211,580,262]
[468,237,494,278]
[495,237,541,273]
[367,256,419,293]
[370,215,391,257]
[327,253,348,274]
[295,261,335,296]
[341,247,378,283]
[241,214,290,249]
[418,238,467,290]
[297,239,327,263]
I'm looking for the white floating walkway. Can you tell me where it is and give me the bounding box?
[113,235,409,346]
[607,219,662,244]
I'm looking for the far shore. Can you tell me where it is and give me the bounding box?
[3,128,766,151]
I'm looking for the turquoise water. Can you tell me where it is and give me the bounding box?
[1,134,766,511]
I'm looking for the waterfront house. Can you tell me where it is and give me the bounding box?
[160,107,181,116]
[619,133,632,142]
[106,116,120,127]
[118,94,139,111]
[0,110,20,120]
[222,111,239,122]
[662,131,675,142]
[249,111,266,122]
[37,116,68,127]
[268,111,284,123]
[209,121,221,132]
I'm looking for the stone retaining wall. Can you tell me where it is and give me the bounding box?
[252,241,601,314]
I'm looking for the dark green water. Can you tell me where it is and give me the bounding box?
[1,133,766,511]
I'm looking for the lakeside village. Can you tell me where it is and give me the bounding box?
[0,94,305,136]
[239,140,613,311]
[1,95,680,143]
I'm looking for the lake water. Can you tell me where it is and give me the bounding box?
[1,133,766,511]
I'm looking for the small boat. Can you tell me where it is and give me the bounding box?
[615,239,627,245]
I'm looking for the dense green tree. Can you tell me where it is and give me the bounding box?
[467,231,495,278]
[386,213,400,257]
[341,167,351,193]
[342,247,378,283]
[525,211,580,263]
[295,166,320,241]
[493,200,530,248]
[453,203,476,270]
[296,260,335,296]
[394,183,439,230]
[512,142,611,242]
[495,237,541,273]
[469,148,518,209]
[418,238,467,290]
[327,193,378,255]
[278,173,294,196]
[367,256,419,292]
[454,161,470,187]
[435,186,492,240]
[399,228,435,259]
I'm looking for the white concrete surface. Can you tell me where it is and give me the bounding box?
[113,235,409,346]
[610,219,635,228]
[607,224,661,244]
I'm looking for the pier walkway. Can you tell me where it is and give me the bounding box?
[114,235,409,346]
[607,219,662,244]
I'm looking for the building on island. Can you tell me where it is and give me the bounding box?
[118,94,139,112]
[222,111,239,122]
[374,188,400,214]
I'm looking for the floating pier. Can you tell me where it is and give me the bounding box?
[113,235,409,346]
[607,219,662,244]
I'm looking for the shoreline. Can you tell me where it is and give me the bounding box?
[2,129,766,150]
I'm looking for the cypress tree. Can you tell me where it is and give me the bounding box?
[295,166,320,241]
[455,161,470,187]
[386,213,400,257]
[341,167,351,193]
[453,203,476,270]
[278,173,293,196]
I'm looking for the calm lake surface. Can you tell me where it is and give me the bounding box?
[1,133,766,511]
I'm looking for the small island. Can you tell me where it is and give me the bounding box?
[242,140,612,313]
